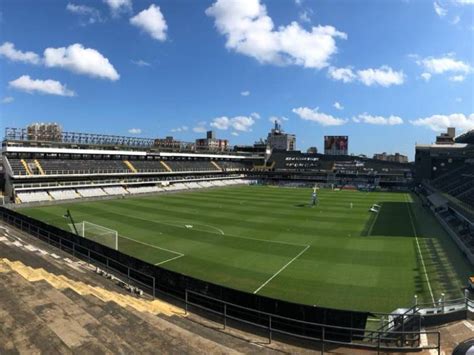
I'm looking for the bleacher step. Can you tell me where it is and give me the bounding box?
[0,271,74,353]
[1,258,182,317]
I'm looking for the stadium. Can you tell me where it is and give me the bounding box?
[0,122,473,353]
[1,0,473,352]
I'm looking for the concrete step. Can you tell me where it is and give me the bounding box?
[0,272,72,354]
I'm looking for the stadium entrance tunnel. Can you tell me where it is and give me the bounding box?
[363,201,416,238]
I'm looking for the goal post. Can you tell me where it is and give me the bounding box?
[69,221,118,250]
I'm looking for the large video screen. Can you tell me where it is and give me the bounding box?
[324,136,348,153]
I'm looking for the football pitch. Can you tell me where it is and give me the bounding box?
[19,185,473,313]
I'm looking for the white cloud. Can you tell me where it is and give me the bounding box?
[171,125,189,133]
[44,43,119,81]
[452,15,460,24]
[241,90,250,96]
[9,75,75,97]
[356,66,405,87]
[449,75,465,82]
[130,4,167,41]
[0,42,40,64]
[193,125,207,133]
[411,113,474,132]
[328,66,356,83]
[353,113,403,125]
[1,96,14,104]
[333,101,344,110]
[205,0,346,69]
[210,115,255,132]
[418,55,472,74]
[103,0,132,16]
[292,107,347,126]
[455,97,462,102]
[329,65,405,87]
[433,1,447,17]
[66,3,102,24]
[454,0,474,4]
[132,59,151,67]
[421,72,432,81]
[269,116,289,124]
[231,131,239,136]
[250,112,260,119]
[128,128,141,134]
[299,10,311,23]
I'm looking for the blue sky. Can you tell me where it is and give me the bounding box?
[0,0,473,159]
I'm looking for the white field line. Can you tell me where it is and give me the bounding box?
[154,254,185,266]
[155,217,307,246]
[405,194,435,305]
[118,234,184,257]
[367,205,382,236]
[105,211,308,248]
[253,245,310,294]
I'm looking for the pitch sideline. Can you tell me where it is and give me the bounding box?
[405,194,435,305]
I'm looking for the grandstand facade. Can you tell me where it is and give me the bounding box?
[415,130,474,264]
[1,126,416,204]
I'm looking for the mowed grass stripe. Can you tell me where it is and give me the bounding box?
[91,199,368,239]
[18,186,472,312]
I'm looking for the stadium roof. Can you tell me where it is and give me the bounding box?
[455,130,474,144]
[3,146,251,159]
[415,143,468,149]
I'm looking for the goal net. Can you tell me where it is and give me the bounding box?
[70,221,118,250]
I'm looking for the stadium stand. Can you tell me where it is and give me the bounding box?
[415,129,474,264]
[431,162,474,208]
[128,159,167,172]
[165,160,219,172]
[48,189,80,201]
[1,126,415,205]
[77,188,108,198]
[103,186,129,195]
[264,150,413,189]
[37,159,130,175]
[17,191,51,203]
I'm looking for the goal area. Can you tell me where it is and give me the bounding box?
[70,221,118,250]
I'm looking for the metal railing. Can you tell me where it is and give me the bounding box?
[4,207,474,354]
[184,290,441,354]
[0,211,156,296]
[11,168,238,177]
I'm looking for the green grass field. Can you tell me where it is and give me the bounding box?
[19,186,473,313]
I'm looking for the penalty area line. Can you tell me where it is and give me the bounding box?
[118,234,184,257]
[253,245,310,294]
[155,254,185,266]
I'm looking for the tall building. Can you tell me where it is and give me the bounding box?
[373,152,409,163]
[266,121,296,151]
[153,136,184,151]
[27,123,62,142]
[195,131,228,152]
[435,127,456,145]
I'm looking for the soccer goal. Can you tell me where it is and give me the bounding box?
[70,221,118,250]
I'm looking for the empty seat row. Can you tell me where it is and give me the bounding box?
[14,179,255,203]
[48,190,80,200]
[77,188,108,197]
[7,158,250,176]
[17,191,50,203]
